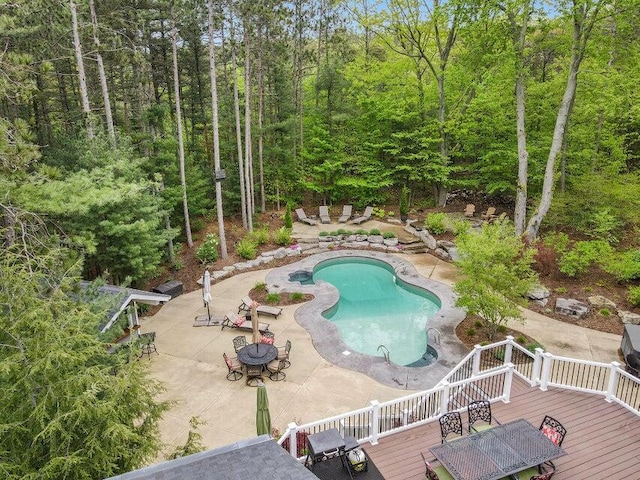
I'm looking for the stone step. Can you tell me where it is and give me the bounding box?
[400,242,428,254]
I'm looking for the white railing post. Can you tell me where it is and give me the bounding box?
[504,336,514,365]
[369,400,380,445]
[531,347,544,386]
[503,363,514,403]
[402,408,409,426]
[440,380,451,413]
[540,352,553,391]
[605,361,622,403]
[472,345,482,376]
[287,422,299,457]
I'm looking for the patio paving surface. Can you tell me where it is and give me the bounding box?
[141,219,622,461]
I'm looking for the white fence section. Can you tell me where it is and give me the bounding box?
[277,336,640,459]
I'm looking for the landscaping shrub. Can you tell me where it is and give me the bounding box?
[248,227,269,245]
[383,231,396,239]
[542,231,570,254]
[628,286,640,307]
[558,240,613,277]
[525,342,544,353]
[254,281,267,291]
[599,308,611,316]
[284,205,293,229]
[196,234,220,264]
[274,227,292,246]
[266,293,280,304]
[588,208,622,243]
[337,228,348,235]
[319,231,329,237]
[291,292,304,301]
[603,248,640,282]
[466,328,476,336]
[372,207,385,218]
[424,212,446,234]
[235,238,258,259]
[356,229,368,235]
[369,228,381,235]
[452,220,470,236]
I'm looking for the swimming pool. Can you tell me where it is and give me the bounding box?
[313,257,441,366]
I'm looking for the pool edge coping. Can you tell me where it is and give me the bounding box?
[264,250,469,390]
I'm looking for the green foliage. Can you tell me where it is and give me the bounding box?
[254,281,267,291]
[525,342,544,353]
[452,220,470,236]
[628,287,640,307]
[235,238,258,259]
[599,308,611,316]
[248,227,270,246]
[167,417,206,460]
[266,293,281,304]
[558,240,613,277]
[589,208,623,243]
[383,231,396,238]
[291,292,304,301]
[603,249,640,282]
[399,186,409,215]
[0,228,169,478]
[454,220,538,339]
[319,231,329,237]
[284,205,293,229]
[466,328,476,336]
[356,229,368,235]
[372,207,386,218]
[516,336,527,344]
[330,230,339,235]
[196,234,220,264]
[424,212,447,234]
[542,232,570,254]
[369,228,381,235]
[337,228,348,235]
[274,227,293,246]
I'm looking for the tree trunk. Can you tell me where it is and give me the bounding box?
[69,0,94,139]
[170,17,193,248]
[508,5,532,236]
[257,27,266,213]
[243,24,254,230]
[88,0,115,147]
[208,0,228,259]
[230,13,247,229]
[525,0,602,240]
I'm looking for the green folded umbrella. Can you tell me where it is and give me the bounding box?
[256,382,272,436]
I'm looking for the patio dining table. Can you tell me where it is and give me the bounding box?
[237,343,278,385]
[429,418,566,480]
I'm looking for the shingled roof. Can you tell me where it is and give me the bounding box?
[107,435,317,480]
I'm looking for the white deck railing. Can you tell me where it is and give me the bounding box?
[277,336,640,459]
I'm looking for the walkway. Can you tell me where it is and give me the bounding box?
[141,219,622,460]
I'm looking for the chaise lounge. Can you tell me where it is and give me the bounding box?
[222,311,270,333]
[295,208,317,226]
[319,206,331,224]
[338,205,352,223]
[351,206,374,225]
[237,296,283,318]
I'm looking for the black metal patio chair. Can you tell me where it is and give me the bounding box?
[439,411,463,443]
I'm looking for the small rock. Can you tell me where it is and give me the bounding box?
[367,235,384,244]
[555,298,589,319]
[528,286,550,301]
[436,240,456,251]
[383,238,399,247]
[434,248,450,260]
[619,310,640,325]
[588,295,617,309]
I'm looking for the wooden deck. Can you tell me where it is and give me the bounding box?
[365,377,640,480]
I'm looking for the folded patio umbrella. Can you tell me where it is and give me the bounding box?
[251,302,261,345]
[256,382,271,436]
[203,270,212,324]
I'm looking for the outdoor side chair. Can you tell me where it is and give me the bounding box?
[351,206,374,225]
[139,332,158,359]
[295,208,317,226]
[223,352,243,381]
[266,358,287,381]
[421,452,454,480]
[467,400,499,433]
[439,411,463,443]
[516,460,556,480]
[319,205,331,224]
[539,415,567,447]
[277,339,291,368]
[232,335,248,353]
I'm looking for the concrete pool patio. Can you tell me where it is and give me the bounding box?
[142,222,623,460]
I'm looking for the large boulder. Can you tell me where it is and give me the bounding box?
[419,231,437,250]
[587,295,617,310]
[619,310,640,325]
[555,298,589,319]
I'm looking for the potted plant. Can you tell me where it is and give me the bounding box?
[399,186,409,222]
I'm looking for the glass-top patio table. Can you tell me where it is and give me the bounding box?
[429,418,566,480]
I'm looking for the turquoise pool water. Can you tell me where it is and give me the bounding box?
[313,258,441,366]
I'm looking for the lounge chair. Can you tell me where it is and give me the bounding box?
[351,206,374,225]
[338,205,352,223]
[319,205,331,224]
[221,311,270,333]
[295,208,317,226]
[480,206,497,220]
[464,204,476,217]
[237,296,283,318]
